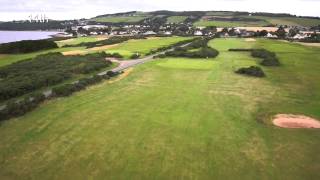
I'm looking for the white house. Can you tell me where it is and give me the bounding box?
[265,33,278,39]
[143,31,157,35]
[194,31,203,36]
[90,31,98,35]
[292,34,309,40]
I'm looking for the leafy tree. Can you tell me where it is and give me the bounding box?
[275,26,287,38]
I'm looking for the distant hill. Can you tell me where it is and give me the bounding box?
[91,10,320,27]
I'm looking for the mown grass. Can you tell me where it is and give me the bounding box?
[55,36,108,47]
[0,38,319,180]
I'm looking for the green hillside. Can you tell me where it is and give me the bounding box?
[90,11,320,27]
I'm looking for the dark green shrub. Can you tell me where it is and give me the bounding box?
[235,66,265,77]
[251,49,280,66]
[130,53,141,59]
[0,40,58,54]
[52,84,77,97]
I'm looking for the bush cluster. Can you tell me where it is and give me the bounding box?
[228,49,254,52]
[228,48,280,66]
[130,53,141,59]
[251,49,280,66]
[0,52,111,101]
[0,40,58,54]
[146,38,197,56]
[235,66,266,77]
[156,37,219,59]
[165,47,219,58]
[105,52,123,59]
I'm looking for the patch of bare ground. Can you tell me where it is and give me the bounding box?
[273,114,320,129]
[108,68,133,84]
[295,42,320,47]
[62,50,87,56]
[245,38,256,42]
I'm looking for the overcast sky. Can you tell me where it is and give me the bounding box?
[0,0,319,21]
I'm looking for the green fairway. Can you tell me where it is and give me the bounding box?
[55,36,108,47]
[0,38,319,179]
[106,37,192,58]
[167,16,187,23]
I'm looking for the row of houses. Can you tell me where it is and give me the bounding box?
[66,22,319,41]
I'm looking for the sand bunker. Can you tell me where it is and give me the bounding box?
[245,38,256,42]
[296,42,320,47]
[108,68,133,84]
[273,114,320,129]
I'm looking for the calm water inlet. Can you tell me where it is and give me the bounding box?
[0,31,59,44]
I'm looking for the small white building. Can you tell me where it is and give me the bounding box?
[265,33,278,39]
[143,31,157,35]
[90,32,98,35]
[194,31,203,36]
[292,34,309,40]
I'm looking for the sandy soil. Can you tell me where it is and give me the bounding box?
[96,36,109,41]
[273,114,320,129]
[62,50,87,56]
[295,42,320,47]
[0,54,8,59]
[108,68,133,84]
[245,38,256,42]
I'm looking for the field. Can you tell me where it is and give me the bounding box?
[194,19,269,27]
[0,38,319,179]
[105,36,192,58]
[55,36,108,47]
[166,16,187,23]
[194,15,320,27]
[252,16,320,27]
[92,16,149,23]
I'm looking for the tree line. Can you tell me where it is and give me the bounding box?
[155,37,219,59]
